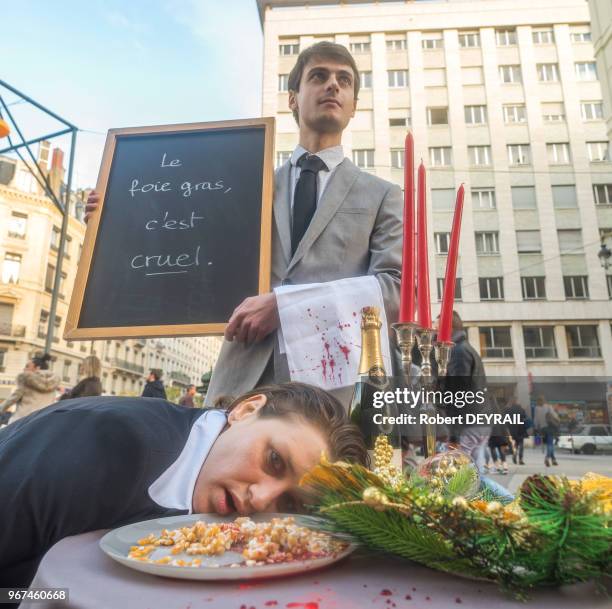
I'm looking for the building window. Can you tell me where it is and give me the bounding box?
[352,149,374,169]
[45,264,55,292]
[594,184,612,205]
[547,143,571,165]
[587,142,610,163]
[475,231,499,255]
[524,326,556,358]
[503,104,526,123]
[462,66,484,85]
[511,186,537,209]
[427,107,448,125]
[564,275,589,299]
[516,230,542,253]
[575,62,597,81]
[0,348,6,372]
[459,31,480,48]
[468,145,492,166]
[537,63,559,82]
[479,277,504,300]
[50,226,61,250]
[581,101,604,121]
[429,147,452,167]
[386,38,407,51]
[350,41,371,53]
[499,65,522,84]
[278,74,289,92]
[566,325,600,358]
[542,102,565,122]
[521,276,546,299]
[431,188,455,210]
[360,71,372,88]
[558,229,583,252]
[422,34,443,50]
[2,252,21,285]
[276,151,291,167]
[479,327,513,358]
[532,29,554,44]
[388,70,408,88]
[7,212,27,239]
[435,232,450,254]
[496,29,517,46]
[570,30,592,43]
[552,185,577,208]
[436,278,462,301]
[464,105,487,125]
[38,311,48,339]
[472,189,496,209]
[279,42,299,56]
[389,115,410,128]
[607,275,612,299]
[508,144,531,165]
[63,360,72,382]
[390,149,404,169]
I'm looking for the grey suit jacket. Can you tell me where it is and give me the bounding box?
[205,157,403,405]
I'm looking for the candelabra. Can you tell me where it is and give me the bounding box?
[392,323,454,457]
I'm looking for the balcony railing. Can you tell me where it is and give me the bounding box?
[482,347,514,359]
[110,358,145,374]
[525,347,558,359]
[0,323,26,338]
[170,370,191,384]
[568,346,601,358]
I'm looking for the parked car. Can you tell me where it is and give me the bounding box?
[558,425,612,454]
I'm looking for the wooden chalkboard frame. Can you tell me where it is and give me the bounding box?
[65,117,275,339]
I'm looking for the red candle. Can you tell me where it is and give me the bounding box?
[399,132,415,323]
[416,162,431,329]
[438,184,465,343]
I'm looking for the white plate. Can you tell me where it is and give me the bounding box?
[100,512,356,581]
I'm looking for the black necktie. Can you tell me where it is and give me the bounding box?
[292,153,328,255]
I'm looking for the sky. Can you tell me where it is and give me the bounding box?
[1,0,263,188]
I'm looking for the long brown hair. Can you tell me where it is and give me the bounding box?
[216,382,367,466]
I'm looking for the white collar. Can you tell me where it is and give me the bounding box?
[290,144,345,172]
[148,409,227,513]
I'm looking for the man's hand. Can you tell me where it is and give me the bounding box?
[84,191,100,223]
[225,293,279,344]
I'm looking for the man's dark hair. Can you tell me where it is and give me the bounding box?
[451,310,463,331]
[288,41,360,125]
[32,352,51,370]
[215,382,367,467]
[149,369,162,381]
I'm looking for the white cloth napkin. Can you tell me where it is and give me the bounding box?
[274,276,392,390]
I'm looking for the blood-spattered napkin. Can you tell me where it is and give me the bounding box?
[275,276,392,390]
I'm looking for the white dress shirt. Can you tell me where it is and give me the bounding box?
[148,409,227,513]
[289,144,345,212]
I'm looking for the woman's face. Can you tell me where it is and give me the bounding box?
[25,361,37,372]
[192,395,328,515]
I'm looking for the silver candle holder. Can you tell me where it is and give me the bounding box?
[392,322,455,458]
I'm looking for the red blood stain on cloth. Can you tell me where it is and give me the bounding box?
[380,589,393,596]
[405,595,412,600]
[455,598,463,604]
[265,602,279,607]
[286,603,319,609]
[425,596,431,601]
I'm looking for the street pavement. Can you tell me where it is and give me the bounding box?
[485,444,612,494]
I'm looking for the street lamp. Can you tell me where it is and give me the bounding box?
[599,241,612,270]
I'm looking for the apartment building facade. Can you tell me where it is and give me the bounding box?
[0,148,221,400]
[258,0,612,413]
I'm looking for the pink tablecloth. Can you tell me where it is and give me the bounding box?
[23,530,611,609]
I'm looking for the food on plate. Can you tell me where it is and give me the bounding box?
[127,516,346,568]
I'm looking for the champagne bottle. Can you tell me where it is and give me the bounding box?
[349,306,402,469]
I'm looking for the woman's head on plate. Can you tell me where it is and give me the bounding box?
[192,382,366,516]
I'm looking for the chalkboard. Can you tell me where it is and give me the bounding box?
[65,118,274,339]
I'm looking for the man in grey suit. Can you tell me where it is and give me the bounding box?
[206,41,403,405]
[85,42,403,406]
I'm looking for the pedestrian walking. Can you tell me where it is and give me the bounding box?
[533,395,559,467]
[142,369,167,399]
[506,396,529,465]
[0,353,60,423]
[59,355,102,400]
[178,385,197,408]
